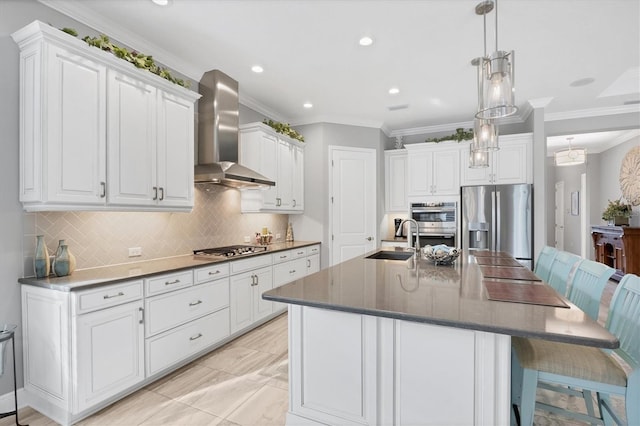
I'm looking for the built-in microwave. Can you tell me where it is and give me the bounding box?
[410,202,457,246]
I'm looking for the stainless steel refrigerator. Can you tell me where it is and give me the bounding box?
[461,184,533,268]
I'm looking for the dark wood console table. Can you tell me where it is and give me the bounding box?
[591,226,640,281]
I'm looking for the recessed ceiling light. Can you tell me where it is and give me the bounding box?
[251,65,264,73]
[570,77,595,87]
[151,0,172,6]
[388,87,400,95]
[303,102,313,109]
[359,36,373,46]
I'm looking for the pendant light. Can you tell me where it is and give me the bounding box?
[469,149,489,168]
[555,137,586,166]
[474,0,517,120]
[471,117,499,152]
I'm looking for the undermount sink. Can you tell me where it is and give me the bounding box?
[365,251,414,261]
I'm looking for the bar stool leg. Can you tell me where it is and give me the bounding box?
[0,334,28,426]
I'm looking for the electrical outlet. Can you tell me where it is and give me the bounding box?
[244,236,250,243]
[128,247,142,257]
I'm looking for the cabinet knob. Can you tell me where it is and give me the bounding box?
[366,236,374,241]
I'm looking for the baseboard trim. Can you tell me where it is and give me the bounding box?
[0,387,27,414]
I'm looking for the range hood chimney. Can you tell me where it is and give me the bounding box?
[195,70,275,188]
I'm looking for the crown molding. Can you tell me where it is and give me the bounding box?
[545,104,640,121]
[290,115,385,131]
[38,0,203,82]
[613,128,640,144]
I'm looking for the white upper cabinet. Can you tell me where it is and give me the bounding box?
[460,133,532,186]
[384,149,408,212]
[12,21,199,212]
[405,142,460,197]
[239,122,306,213]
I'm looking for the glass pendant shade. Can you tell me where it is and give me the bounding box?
[476,51,517,119]
[469,149,489,168]
[555,148,586,166]
[472,118,499,151]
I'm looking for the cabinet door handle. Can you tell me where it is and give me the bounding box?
[103,291,124,299]
[289,269,296,274]
[165,279,181,286]
[307,259,311,268]
[279,255,287,259]
[297,251,305,255]
[138,307,144,324]
[100,182,106,198]
[293,199,296,207]
[189,300,203,306]
[366,236,374,241]
[208,270,220,275]
[153,187,158,200]
[189,333,203,341]
[159,187,164,201]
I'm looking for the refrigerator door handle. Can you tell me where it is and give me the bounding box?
[491,190,496,251]
[496,191,501,251]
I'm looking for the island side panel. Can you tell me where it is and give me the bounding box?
[287,305,510,426]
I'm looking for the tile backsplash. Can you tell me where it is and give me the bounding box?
[23,185,288,276]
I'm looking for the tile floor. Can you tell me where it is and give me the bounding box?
[1,280,626,425]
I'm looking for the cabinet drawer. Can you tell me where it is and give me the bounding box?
[75,280,143,315]
[194,263,230,284]
[272,250,292,264]
[230,254,273,274]
[146,308,230,376]
[273,258,307,287]
[145,270,193,297]
[145,279,229,337]
[306,244,320,256]
[291,248,307,259]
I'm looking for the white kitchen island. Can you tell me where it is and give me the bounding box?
[263,251,618,426]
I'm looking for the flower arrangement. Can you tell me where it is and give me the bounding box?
[602,198,632,222]
[263,119,304,142]
[59,27,190,88]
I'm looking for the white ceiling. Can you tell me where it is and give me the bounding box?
[39,0,640,144]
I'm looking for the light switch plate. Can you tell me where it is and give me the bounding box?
[128,247,142,257]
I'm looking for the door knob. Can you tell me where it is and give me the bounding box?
[366,236,374,241]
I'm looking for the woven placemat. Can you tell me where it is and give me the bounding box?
[484,281,569,308]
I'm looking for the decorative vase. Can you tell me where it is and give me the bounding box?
[52,244,75,277]
[53,239,76,275]
[286,222,294,242]
[614,216,630,226]
[34,235,50,278]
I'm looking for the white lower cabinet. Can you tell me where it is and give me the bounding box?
[20,245,320,425]
[229,266,273,333]
[76,300,145,413]
[229,254,274,334]
[288,305,511,426]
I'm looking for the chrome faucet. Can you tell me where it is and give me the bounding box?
[400,219,420,253]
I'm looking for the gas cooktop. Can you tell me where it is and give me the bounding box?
[193,245,268,258]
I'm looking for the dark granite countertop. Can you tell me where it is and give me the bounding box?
[19,241,320,292]
[263,250,619,349]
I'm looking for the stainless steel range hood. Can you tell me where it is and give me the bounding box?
[195,70,275,188]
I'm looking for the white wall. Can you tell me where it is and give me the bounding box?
[596,134,640,224]
[291,123,385,268]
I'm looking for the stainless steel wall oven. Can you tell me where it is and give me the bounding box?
[410,202,457,247]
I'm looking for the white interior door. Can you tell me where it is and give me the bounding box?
[580,173,588,258]
[330,146,376,266]
[555,181,565,250]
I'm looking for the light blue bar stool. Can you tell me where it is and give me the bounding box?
[533,246,558,282]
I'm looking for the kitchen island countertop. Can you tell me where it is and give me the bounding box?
[263,249,618,349]
[19,241,319,292]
